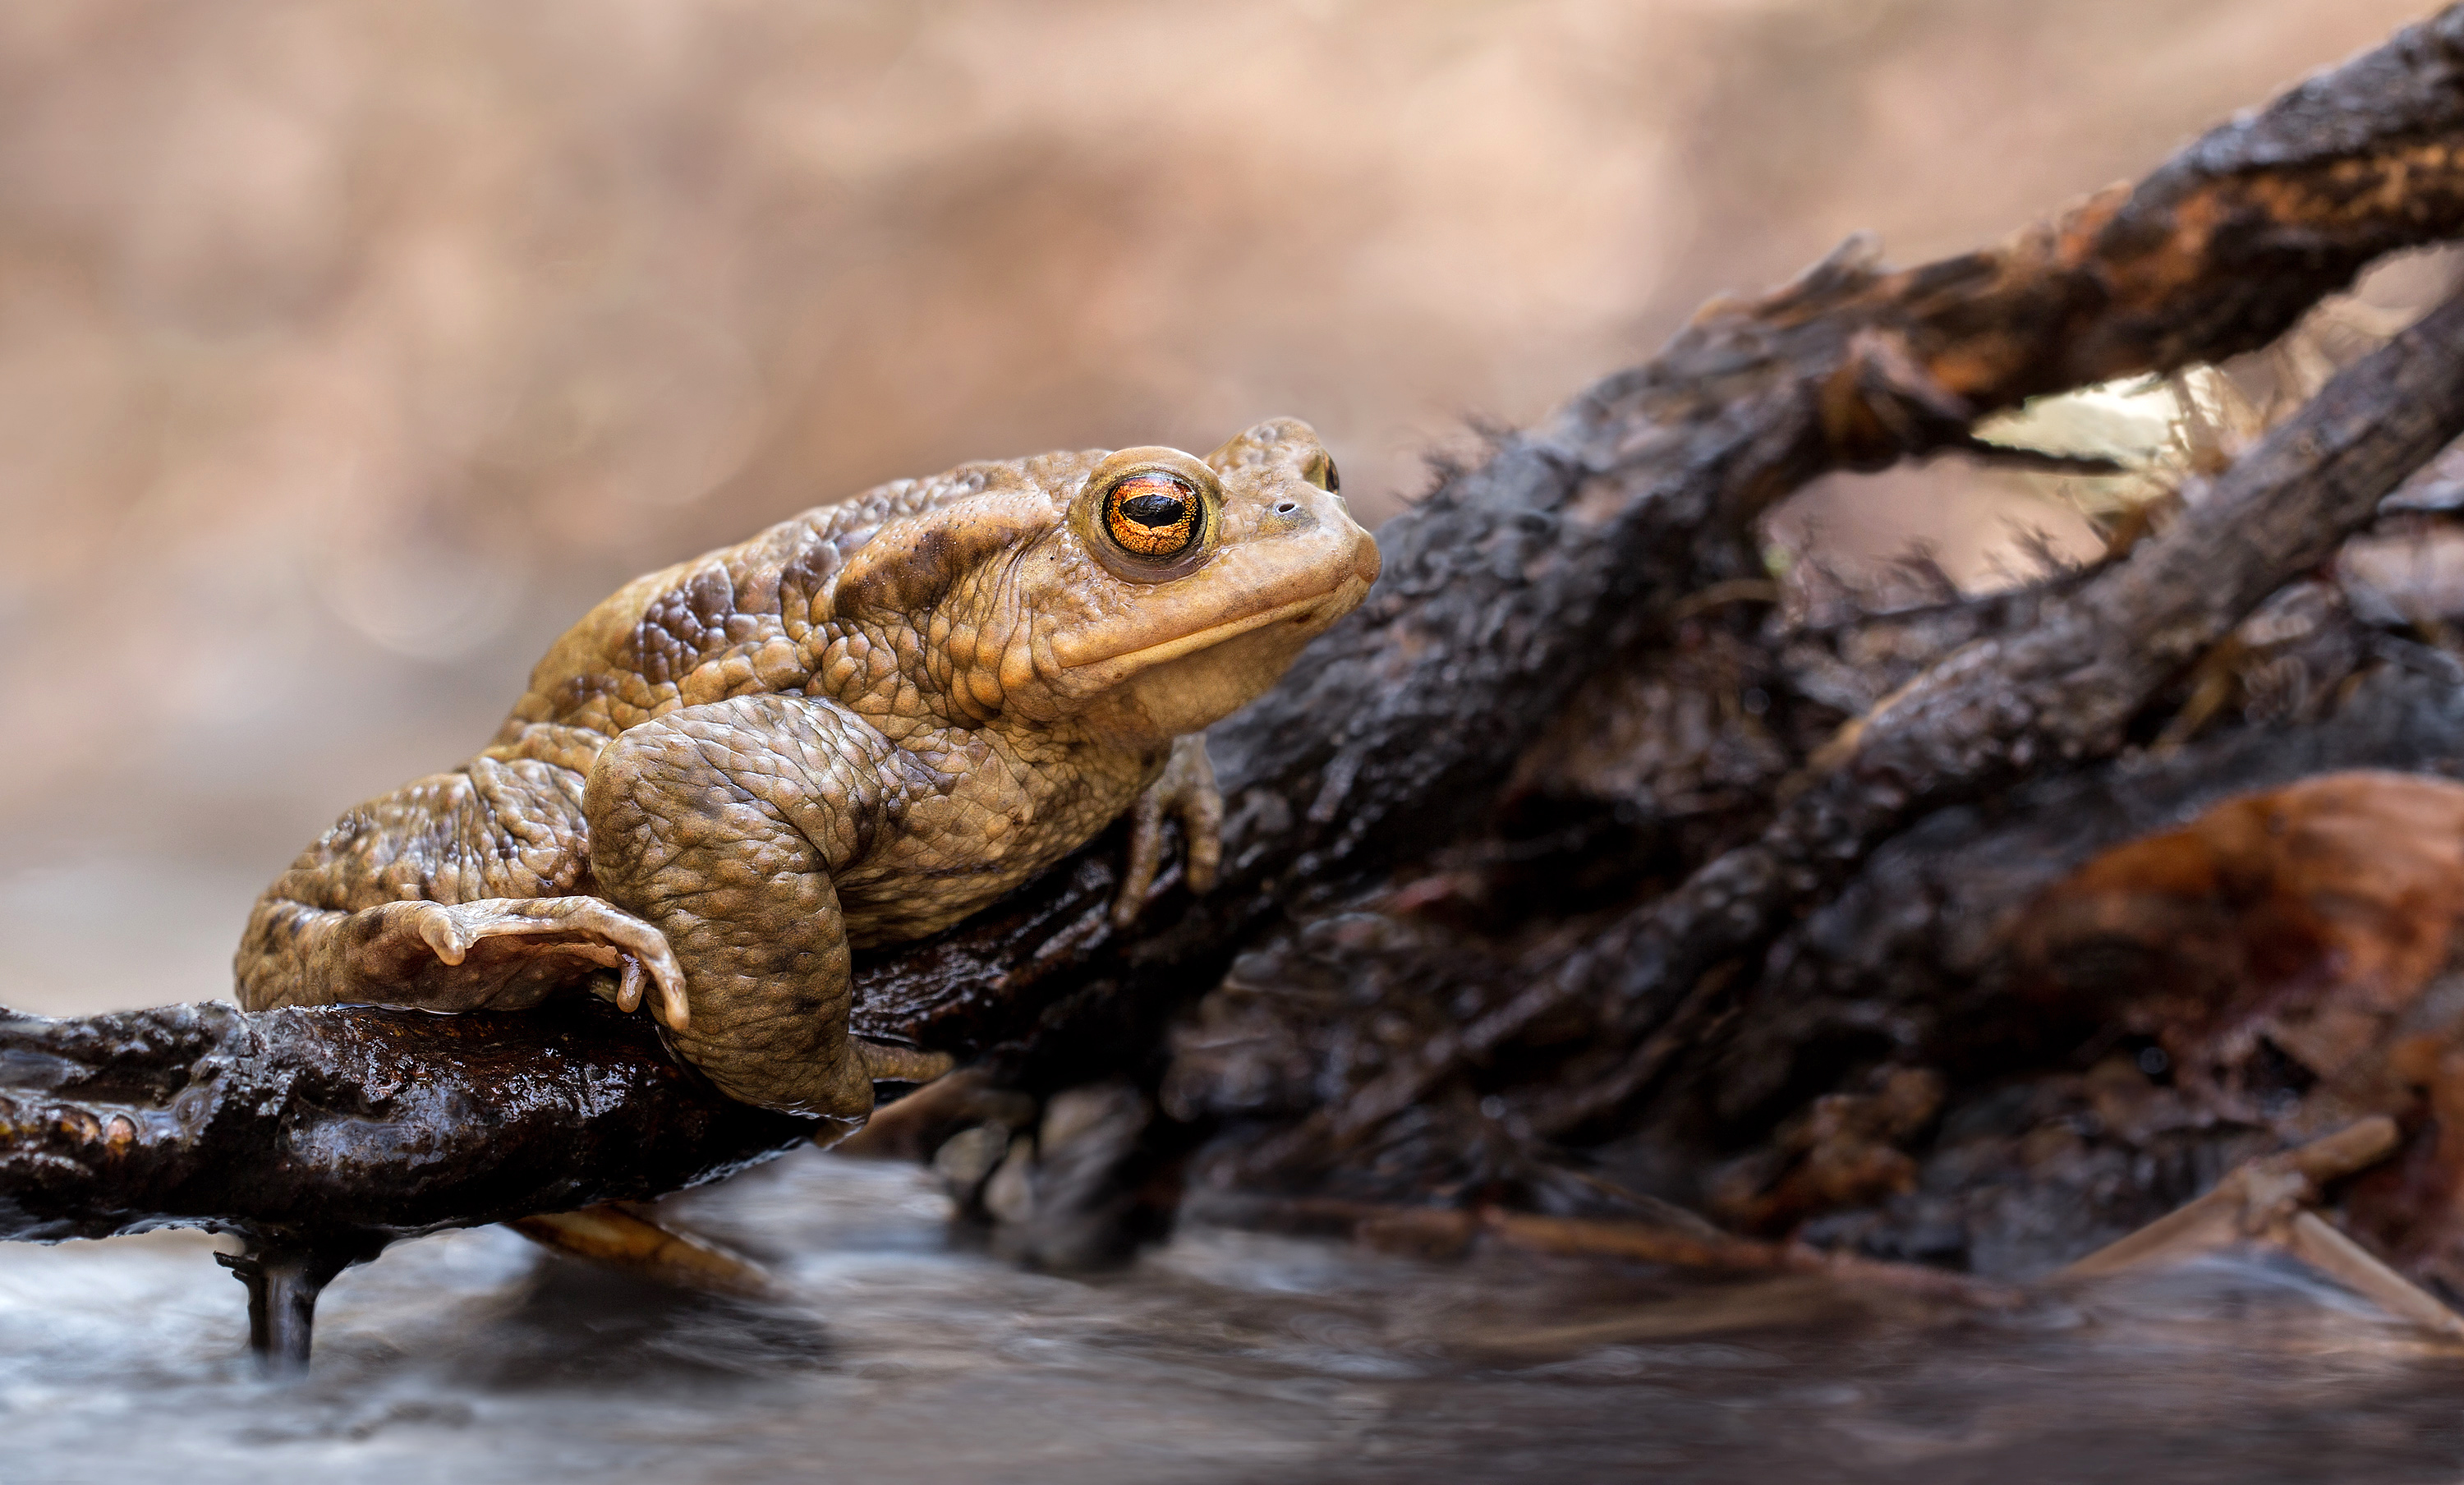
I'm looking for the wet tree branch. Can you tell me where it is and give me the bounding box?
[1249,286,2464,1171]
[0,999,813,1248]
[11,5,2464,1248]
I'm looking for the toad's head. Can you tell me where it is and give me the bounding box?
[833,418,1379,741]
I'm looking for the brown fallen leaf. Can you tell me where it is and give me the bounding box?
[2016,770,2464,1292]
[2016,770,2464,1115]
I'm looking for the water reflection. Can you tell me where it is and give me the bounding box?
[5,1151,2463,1483]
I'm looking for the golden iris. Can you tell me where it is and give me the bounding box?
[1103,471,1202,559]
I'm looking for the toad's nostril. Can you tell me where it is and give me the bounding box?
[1275,500,1299,515]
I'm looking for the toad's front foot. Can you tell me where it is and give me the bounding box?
[1112,733,1223,929]
[333,896,687,1026]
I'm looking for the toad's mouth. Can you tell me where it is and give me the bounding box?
[1054,572,1372,680]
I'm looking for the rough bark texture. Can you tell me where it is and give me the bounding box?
[11,6,2464,1254]
[1283,283,2464,1165]
[1717,651,2464,1124]
[0,999,813,1247]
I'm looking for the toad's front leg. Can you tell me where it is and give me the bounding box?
[1111,733,1223,929]
[583,694,929,1123]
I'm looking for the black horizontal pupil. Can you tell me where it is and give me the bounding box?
[1119,490,1187,528]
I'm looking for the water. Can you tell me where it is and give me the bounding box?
[5,1150,2463,1484]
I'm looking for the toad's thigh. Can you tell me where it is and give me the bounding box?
[582,696,897,1119]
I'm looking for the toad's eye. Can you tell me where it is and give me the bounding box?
[1306,454,1340,494]
[1103,471,1202,559]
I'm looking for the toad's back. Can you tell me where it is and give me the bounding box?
[485,452,1097,771]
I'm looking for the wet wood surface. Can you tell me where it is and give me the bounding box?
[11,6,2464,1262]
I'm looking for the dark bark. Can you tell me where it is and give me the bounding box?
[1718,648,2464,1125]
[12,5,2464,1253]
[0,999,812,1246]
[1255,285,2464,1172]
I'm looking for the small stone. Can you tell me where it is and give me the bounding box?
[981,1135,1038,1226]
[931,1124,1009,1201]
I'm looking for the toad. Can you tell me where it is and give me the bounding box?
[237,419,1378,1130]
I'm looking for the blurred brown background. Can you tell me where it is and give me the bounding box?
[0,0,2434,1015]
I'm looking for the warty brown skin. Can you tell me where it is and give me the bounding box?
[236,418,1379,1129]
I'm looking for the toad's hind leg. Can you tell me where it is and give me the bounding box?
[583,694,904,1122]
[237,756,683,1019]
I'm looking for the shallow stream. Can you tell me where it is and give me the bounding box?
[6,1150,2462,1484]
